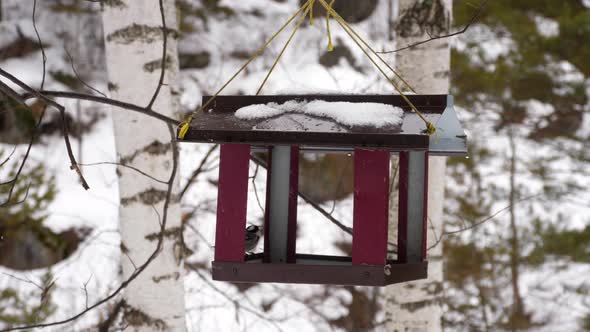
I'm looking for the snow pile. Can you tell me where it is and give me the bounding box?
[235,100,404,128]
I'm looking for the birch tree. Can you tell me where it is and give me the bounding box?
[385,0,452,331]
[102,1,186,330]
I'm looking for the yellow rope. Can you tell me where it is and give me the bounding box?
[178,0,313,139]
[326,0,335,51]
[179,0,436,139]
[257,4,312,95]
[309,0,315,25]
[317,0,435,134]
[318,0,417,95]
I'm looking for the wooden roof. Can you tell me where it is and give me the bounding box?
[181,94,467,155]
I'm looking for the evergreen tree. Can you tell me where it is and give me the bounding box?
[446,1,590,330]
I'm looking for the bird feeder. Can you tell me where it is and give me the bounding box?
[181,94,467,286]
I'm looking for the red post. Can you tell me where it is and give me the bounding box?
[214,144,251,262]
[352,149,390,265]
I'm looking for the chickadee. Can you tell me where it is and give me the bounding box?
[245,225,262,254]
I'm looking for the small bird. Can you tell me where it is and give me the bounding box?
[245,225,262,254]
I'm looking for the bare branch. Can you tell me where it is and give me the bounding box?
[250,153,353,236]
[1,125,180,332]
[180,144,219,198]
[80,162,168,184]
[32,0,47,88]
[426,191,575,252]
[64,46,107,97]
[187,266,285,332]
[145,0,169,110]
[32,90,180,125]
[0,67,90,190]
[0,146,17,168]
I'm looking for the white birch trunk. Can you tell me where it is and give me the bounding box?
[385,0,452,331]
[102,1,186,331]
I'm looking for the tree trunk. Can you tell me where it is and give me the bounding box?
[102,1,186,331]
[384,1,452,331]
[508,127,526,330]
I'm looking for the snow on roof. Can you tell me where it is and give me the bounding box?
[234,100,404,129]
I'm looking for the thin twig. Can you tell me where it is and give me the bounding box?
[378,0,488,54]
[26,90,180,125]
[180,144,219,198]
[81,274,93,309]
[250,154,353,236]
[146,0,169,110]
[251,164,265,213]
[188,267,285,332]
[0,0,50,203]
[0,99,46,206]
[0,146,17,168]
[426,191,573,252]
[79,162,168,184]
[64,46,107,97]
[0,67,90,190]
[32,0,47,88]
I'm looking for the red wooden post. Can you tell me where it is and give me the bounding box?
[352,149,390,265]
[214,144,251,262]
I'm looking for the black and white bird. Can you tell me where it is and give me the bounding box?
[245,225,262,253]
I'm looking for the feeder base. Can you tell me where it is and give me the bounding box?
[212,254,428,286]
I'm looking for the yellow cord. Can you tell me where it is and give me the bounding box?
[326,0,335,51]
[318,0,416,95]
[317,0,434,133]
[257,4,312,95]
[178,0,313,139]
[178,0,435,139]
[309,0,315,25]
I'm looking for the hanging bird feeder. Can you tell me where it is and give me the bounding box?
[178,0,467,285]
[180,94,467,286]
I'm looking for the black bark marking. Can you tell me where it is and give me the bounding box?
[397,0,450,38]
[145,226,181,241]
[120,242,129,254]
[106,23,179,45]
[121,188,169,206]
[103,0,126,9]
[122,301,167,330]
[119,140,172,165]
[400,298,439,312]
[108,82,119,92]
[434,70,450,79]
[144,55,173,73]
[98,299,124,332]
[152,272,180,283]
